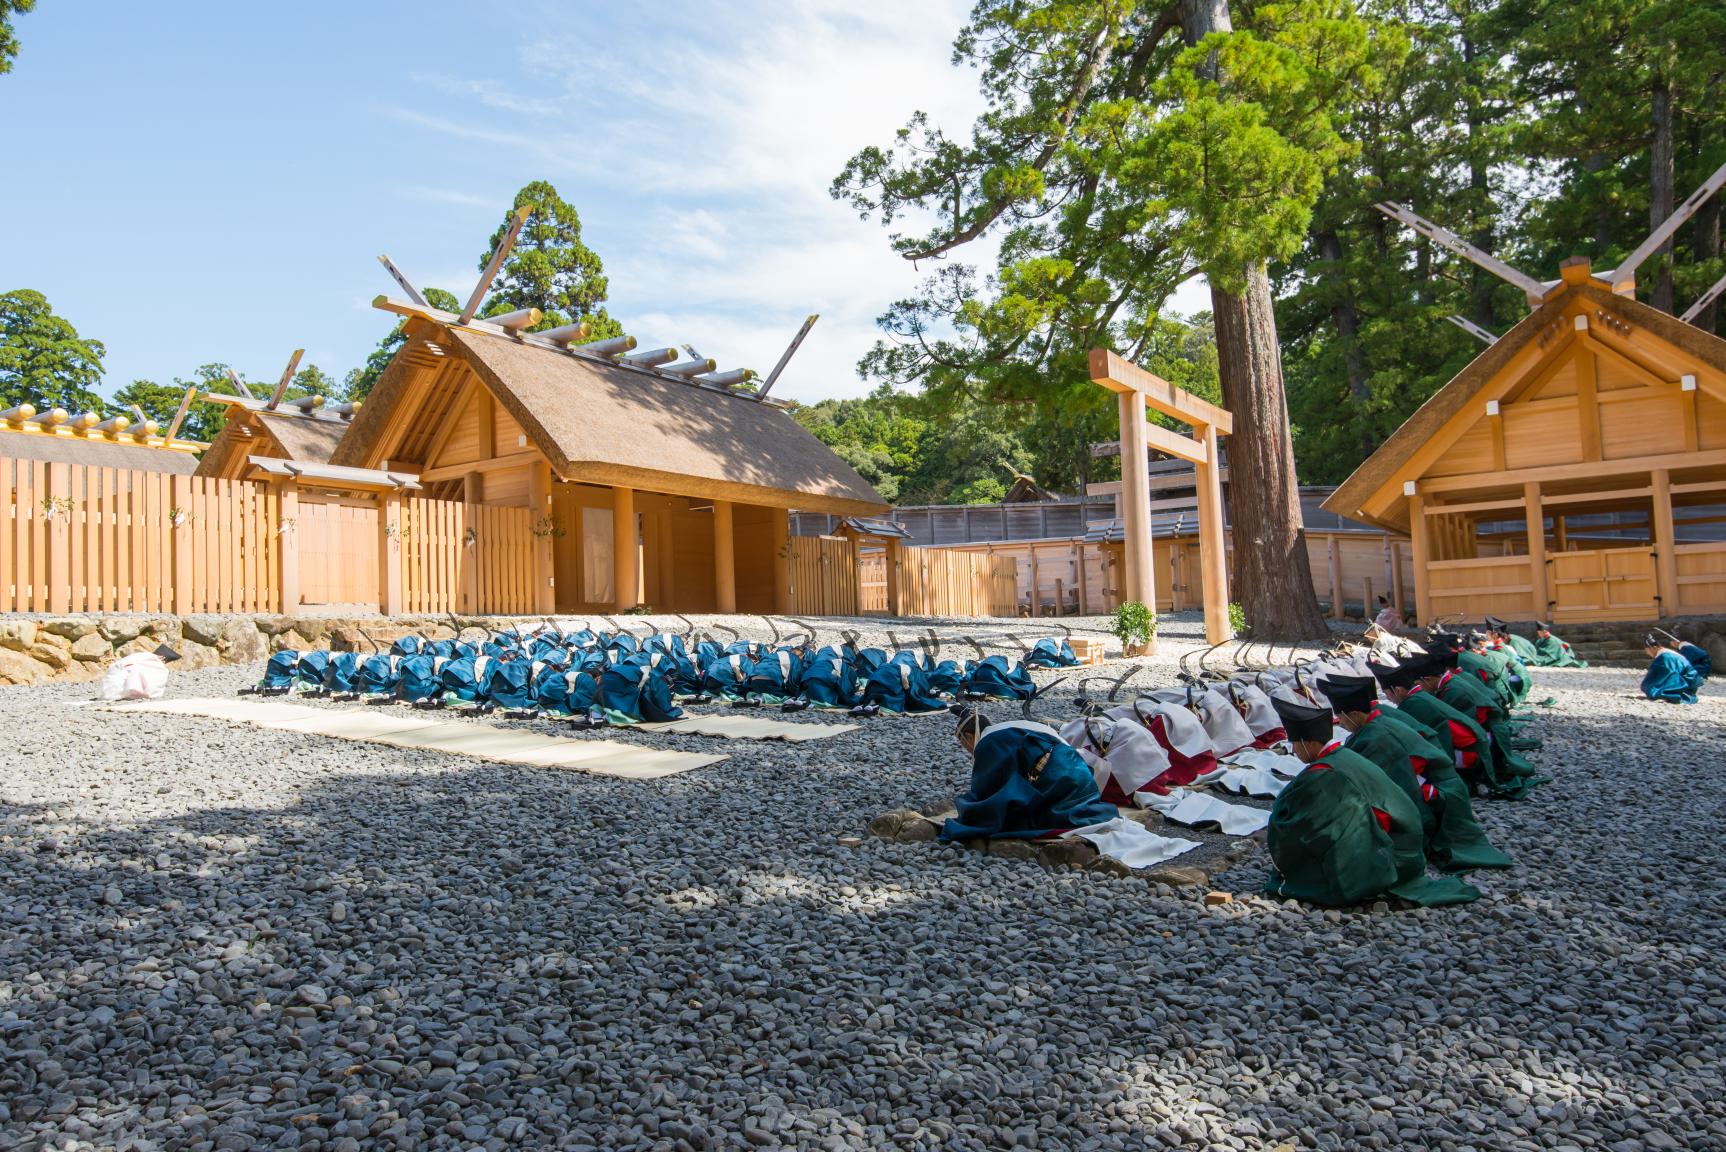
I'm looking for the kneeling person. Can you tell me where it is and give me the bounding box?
[1262,695,1478,907]
[941,707,1119,841]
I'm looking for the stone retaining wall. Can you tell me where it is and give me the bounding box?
[0,615,535,686]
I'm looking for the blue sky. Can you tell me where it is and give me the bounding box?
[2,1,1206,405]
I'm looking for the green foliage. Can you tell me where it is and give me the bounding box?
[1110,600,1156,647]
[344,286,460,403]
[481,181,624,338]
[832,1,1374,443]
[0,0,35,75]
[1228,600,1246,636]
[112,379,225,443]
[0,289,104,413]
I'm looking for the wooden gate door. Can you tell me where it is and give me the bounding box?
[1549,546,1657,622]
[297,495,380,609]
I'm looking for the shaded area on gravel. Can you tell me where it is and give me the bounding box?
[2,614,1723,1151]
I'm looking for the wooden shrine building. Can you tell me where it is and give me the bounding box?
[196,396,357,480]
[1326,259,1726,626]
[0,404,203,475]
[330,297,886,615]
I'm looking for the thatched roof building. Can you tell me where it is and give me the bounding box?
[329,297,885,614]
[1325,260,1726,626]
[196,396,356,480]
[0,410,201,475]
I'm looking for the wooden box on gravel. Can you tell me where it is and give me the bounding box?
[1068,638,1105,665]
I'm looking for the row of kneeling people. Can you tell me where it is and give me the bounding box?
[939,629,1552,908]
[248,627,1081,725]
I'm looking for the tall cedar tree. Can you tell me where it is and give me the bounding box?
[1,0,35,74]
[480,181,624,338]
[0,289,104,413]
[834,0,1372,636]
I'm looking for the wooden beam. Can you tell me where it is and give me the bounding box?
[266,349,305,412]
[1575,341,1601,462]
[377,254,427,307]
[1328,535,1344,620]
[460,205,530,326]
[1671,478,1726,495]
[379,490,404,615]
[1089,348,1234,434]
[1373,201,1550,303]
[713,500,736,612]
[1652,469,1678,616]
[278,481,301,615]
[1390,541,1406,616]
[1423,496,1527,517]
[1116,391,1157,609]
[759,314,819,399]
[1524,482,1549,619]
[1408,490,1432,626]
[1537,487,1653,508]
[417,450,540,483]
[1194,422,1230,643]
[529,460,555,613]
[163,386,199,444]
[612,485,638,612]
[1417,447,1726,494]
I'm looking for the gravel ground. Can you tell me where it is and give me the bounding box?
[2,611,1723,1151]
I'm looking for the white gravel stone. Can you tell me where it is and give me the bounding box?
[0,610,1720,1151]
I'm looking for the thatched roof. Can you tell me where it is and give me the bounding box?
[336,318,887,515]
[1323,280,1726,532]
[196,407,350,478]
[0,428,200,474]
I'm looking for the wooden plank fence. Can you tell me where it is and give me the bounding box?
[787,535,859,617]
[1,459,280,614]
[0,457,539,617]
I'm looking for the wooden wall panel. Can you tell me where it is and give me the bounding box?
[669,505,717,613]
[787,536,859,617]
[482,465,529,507]
[1529,356,1578,400]
[1426,421,1498,478]
[1503,403,1583,470]
[1600,393,1683,459]
[1425,556,1537,619]
[492,405,525,458]
[1698,393,1726,451]
[1674,542,1726,615]
[438,396,484,467]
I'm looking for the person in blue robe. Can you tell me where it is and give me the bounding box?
[962,655,1037,700]
[1640,635,1703,704]
[1022,638,1079,669]
[1654,630,1712,681]
[941,708,1118,841]
[861,658,948,713]
[800,647,861,709]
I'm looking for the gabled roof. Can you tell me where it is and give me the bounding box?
[196,403,352,478]
[334,315,887,516]
[1323,279,1726,531]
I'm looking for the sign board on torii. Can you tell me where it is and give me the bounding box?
[1088,348,1233,645]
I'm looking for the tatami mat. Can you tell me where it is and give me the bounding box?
[636,714,858,742]
[107,698,723,778]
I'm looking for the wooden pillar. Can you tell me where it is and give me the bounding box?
[1408,490,1433,627]
[1076,543,1090,615]
[1363,578,1374,620]
[1117,391,1156,608]
[1389,541,1406,616]
[462,472,481,504]
[44,462,70,614]
[770,507,791,614]
[528,461,555,614]
[1524,481,1549,620]
[1194,423,1230,643]
[1651,468,1679,617]
[713,499,737,613]
[1555,515,1569,552]
[884,537,903,617]
[172,473,196,618]
[1328,535,1345,620]
[613,485,638,612]
[276,480,299,616]
[1028,545,1041,616]
[379,491,403,616]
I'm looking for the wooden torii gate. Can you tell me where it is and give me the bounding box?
[1089,348,1233,644]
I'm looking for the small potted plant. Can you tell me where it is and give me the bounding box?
[1110,600,1157,658]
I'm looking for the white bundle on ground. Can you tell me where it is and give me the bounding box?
[100,653,169,701]
[1141,788,1271,835]
[1062,817,1200,869]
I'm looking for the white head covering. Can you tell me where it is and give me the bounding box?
[1059,714,1170,798]
[1191,687,1255,756]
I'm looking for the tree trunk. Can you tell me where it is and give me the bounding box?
[1650,76,1676,313]
[1211,267,1330,639]
[1180,0,1328,639]
[1317,229,1374,460]
[1693,194,1721,334]
[1462,30,1495,328]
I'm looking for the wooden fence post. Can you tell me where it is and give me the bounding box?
[277,481,300,616]
[1328,535,1345,620]
[44,462,71,614]
[379,491,403,616]
[172,475,194,615]
[529,461,556,615]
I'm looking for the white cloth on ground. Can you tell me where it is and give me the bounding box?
[1221,745,1306,778]
[1191,763,1289,798]
[101,653,169,701]
[1140,788,1271,835]
[1063,817,1201,869]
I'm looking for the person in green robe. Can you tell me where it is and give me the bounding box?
[1326,671,1512,873]
[1425,639,1547,799]
[1382,654,1495,788]
[1458,629,1526,711]
[1530,622,1587,667]
[1497,620,1540,664]
[1483,617,1533,707]
[1261,695,1478,908]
